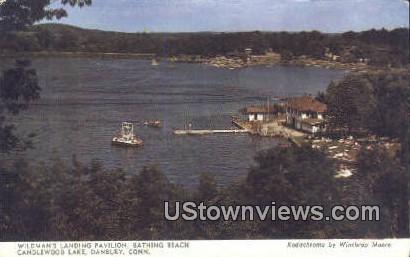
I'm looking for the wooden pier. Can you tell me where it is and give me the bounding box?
[174,129,249,135]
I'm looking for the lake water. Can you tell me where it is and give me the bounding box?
[3,58,346,187]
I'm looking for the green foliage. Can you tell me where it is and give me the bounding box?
[0,0,92,33]
[196,173,218,202]
[0,160,51,240]
[121,166,178,240]
[36,27,55,49]
[326,76,377,134]
[0,0,91,153]
[0,60,40,114]
[367,72,410,139]
[0,142,407,240]
[0,60,40,152]
[0,146,338,240]
[246,145,338,204]
[1,24,408,68]
[357,145,409,237]
[238,145,340,238]
[325,71,410,140]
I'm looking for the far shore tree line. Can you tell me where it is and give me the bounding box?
[0,24,409,68]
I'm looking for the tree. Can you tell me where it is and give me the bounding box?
[242,145,341,238]
[367,72,410,140]
[120,167,179,240]
[357,145,409,237]
[0,0,92,153]
[0,60,40,152]
[325,71,410,143]
[0,0,91,33]
[246,145,338,204]
[0,159,46,241]
[325,76,377,136]
[0,0,92,241]
[196,172,218,202]
[36,27,55,49]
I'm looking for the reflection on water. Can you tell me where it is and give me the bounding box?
[5,58,346,187]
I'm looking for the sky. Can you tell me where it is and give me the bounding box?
[46,0,410,33]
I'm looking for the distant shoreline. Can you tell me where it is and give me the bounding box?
[0,51,387,72]
[0,51,157,60]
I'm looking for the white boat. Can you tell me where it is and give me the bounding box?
[112,122,143,147]
[143,120,162,128]
[151,59,159,66]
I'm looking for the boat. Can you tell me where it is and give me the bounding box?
[143,120,162,128]
[112,122,143,147]
[151,59,159,66]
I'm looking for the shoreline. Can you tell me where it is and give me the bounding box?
[0,51,157,60]
[0,51,398,72]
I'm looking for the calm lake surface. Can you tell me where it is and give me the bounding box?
[4,58,346,187]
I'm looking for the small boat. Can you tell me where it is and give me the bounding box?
[112,122,143,147]
[143,120,162,128]
[151,59,159,66]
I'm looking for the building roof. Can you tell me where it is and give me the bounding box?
[286,96,327,113]
[241,105,277,114]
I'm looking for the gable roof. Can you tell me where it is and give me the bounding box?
[241,105,277,114]
[286,96,327,113]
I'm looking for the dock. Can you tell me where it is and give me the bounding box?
[232,118,252,130]
[174,129,249,135]
[232,116,307,145]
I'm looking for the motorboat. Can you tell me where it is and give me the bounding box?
[112,122,143,147]
[143,120,162,128]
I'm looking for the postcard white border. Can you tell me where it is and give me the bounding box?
[1,239,409,257]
